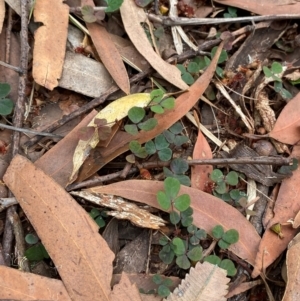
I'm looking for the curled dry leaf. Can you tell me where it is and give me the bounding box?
[89,180,261,266]
[120,0,188,91]
[252,144,300,278]
[32,0,69,90]
[71,190,166,229]
[214,0,300,15]
[269,92,300,145]
[164,262,229,301]
[77,43,224,182]
[4,155,114,301]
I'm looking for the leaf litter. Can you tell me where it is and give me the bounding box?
[1,0,300,301]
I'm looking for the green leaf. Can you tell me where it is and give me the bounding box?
[145,140,157,155]
[170,211,180,225]
[181,215,193,227]
[161,97,175,109]
[138,118,158,131]
[263,66,273,78]
[158,148,172,161]
[135,147,148,158]
[94,216,106,228]
[218,239,230,249]
[271,61,283,74]
[204,255,222,266]
[225,171,239,186]
[151,105,164,114]
[176,254,190,269]
[181,206,193,217]
[162,278,173,287]
[187,246,202,261]
[210,169,224,182]
[170,158,189,174]
[159,249,175,264]
[0,83,11,98]
[82,14,97,23]
[216,66,224,78]
[219,259,237,276]
[150,89,164,99]
[164,177,180,200]
[25,243,49,261]
[212,225,224,239]
[172,174,191,186]
[215,181,227,194]
[0,98,13,115]
[230,189,242,200]
[204,56,211,66]
[211,47,227,64]
[129,140,142,153]
[174,194,191,212]
[172,237,186,255]
[159,236,169,246]
[89,208,101,219]
[196,57,207,70]
[187,62,200,73]
[181,72,194,85]
[152,274,162,285]
[105,0,124,12]
[157,191,171,210]
[177,64,186,74]
[173,135,189,147]
[157,285,171,297]
[187,225,197,233]
[195,229,207,240]
[222,229,239,244]
[155,134,169,150]
[128,106,145,123]
[280,88,292,100]
[189,235,200,245]
[25,234,39,245]
[124,124,139,135]
[169,122,183,134]
[163,130,175,144]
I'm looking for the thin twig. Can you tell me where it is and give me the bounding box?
[0,60,23,73]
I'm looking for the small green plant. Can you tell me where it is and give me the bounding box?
[204,255,237,276]
[223,7,237,18]
[211,225,239,249]
[209,169,239,195]
[145,134,172,161]
[163,158,191,186]
[152,274,173,298]
[25,233,49,262]
[263,62,292,100]
[177,46,228,84]
[0,83,14,116]
[89,208,107,228]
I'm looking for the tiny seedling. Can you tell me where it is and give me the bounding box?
[211,225,239,250]
[145,134,172,161]
[89,208,107,228]
[223,7,237,18]
[152,274,173,298]
[0,82,14,116]
[25,233,49,262]
[209,169,239,195]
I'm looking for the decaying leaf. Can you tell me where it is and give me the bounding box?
[282,233,300,301]
[164,261,229,301]
[69,93,151,184]
[32,0,69,90]
[89,179,261,266]
[0,0,4,34]
[0,265,71,301]
[269,92,300,145]
[252,144,300,278]
[3,155,114,301]
[120,0,188,91]
[77,43,224,182]
[71,190,166,229]
[82,0,130,95]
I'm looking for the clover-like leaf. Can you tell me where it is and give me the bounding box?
[169,122,183,134]
[174,194,191,212]
[25,234,39,245]
[138,118,158,131]
[170,211,180,225]
[0,98,13,115]
[222,229,239,244]
[212,225,224,239]
[218,239,230,249]
[271,61,283,74]
[164,177,180,200]
[181,72,194,85]
[211,47,228,64]
[215,181,227,194]
[159,236,169,246]
[161,97,175,109]
[225,171,239,186]
[152,274,162,285]
[151,105,164,114]
[124,124,139,135]
[105,0,124,12]
[0,83,11,98]
[263,66,273,78]
[170,158,189,174]
[173,135,189,146]
[128,106,145,123]
[159,248,175,264]
[219,259,237,276]
[172,237,186,255]
[176,254,190,269]
[157,191,171,210]
[181,215,193,227]
[145,140,157,155]
[187,246,202,261]
[210,169,224,182]
[158,285,171,298]
[158,148,172,161]
[163,130,175,144]
[187,62,200,73]
[155,134,169,150]
[204,255,221,266]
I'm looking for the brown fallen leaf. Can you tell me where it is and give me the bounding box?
[0,0,4,34]
[269,92,300,145]
[77,43,224,182]
[191,128,213,191]
[89,179,261,266]
[32,0,69,90]
[165,262,229,301]
[282,233,300,301]
[82,0,130,95]
[252,144,300,278]
[226,280,263,298]
[120,0,188,91]
[35,110,98,187]
[3,155,114,301]
[214,0,300,15]
[0,265,72,301]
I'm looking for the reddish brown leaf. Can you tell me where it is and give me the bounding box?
[214,0,300,15]
[82,0,130,94]
[77,43,224,182]
[269,92,300,145]
[4,155,114,301]
[252,144,300,278]
[89,179,261,266]
[0,265,71,301]
[191,129,213,191]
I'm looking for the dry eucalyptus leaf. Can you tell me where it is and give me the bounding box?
[32,0,69,90]
[71,191,166,229]
[164,261,229,301]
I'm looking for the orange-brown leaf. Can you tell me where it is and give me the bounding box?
[252,144,300,278]
[82,0,130,94]
[89,180,261,266]
[191,129,213,191]
[32,0,69,90]
[3,155,114,301]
